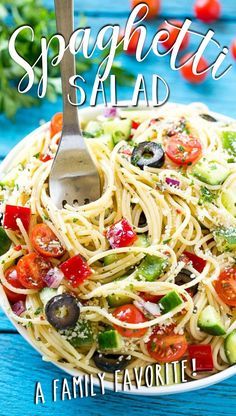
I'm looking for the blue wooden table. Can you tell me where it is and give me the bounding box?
[0,1,236,415]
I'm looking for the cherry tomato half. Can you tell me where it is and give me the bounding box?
[3,266,26,303]
[166,134,202,166]
[159,20,190,51]
[194,0,221,24]
[30,223,65,258]
[215,267,236,307]
[231,39,236,60]
[50,113,63,138]
[17,253,51,290]
[113,304,147,338]
[180,53,208,84]
[146,331,188,363]
[131,0,161,20]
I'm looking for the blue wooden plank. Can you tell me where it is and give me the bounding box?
[44,0,236,18]
[0,333,235,416]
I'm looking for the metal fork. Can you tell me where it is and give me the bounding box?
[49,0,101,209]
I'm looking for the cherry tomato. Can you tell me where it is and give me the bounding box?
[231,39,236,60]
[194,0,221,23]
[17,253,51,290]
[146,330,188,363]
[183,251,206,273]
[60,254,92,288]
[159,20,190,51]
[215,267,236,307]
[166,134,202,166]
[30,224,65,258]
[113,304,147,338]
[3,205,31,232]
[106,218,137,249]
[188,344,214,371]
[139,292,163,303]
[3,266,26,303]
[131,0,161,20]
[180,53,208,84]
[122,29,141,55]
[50,113,63,137]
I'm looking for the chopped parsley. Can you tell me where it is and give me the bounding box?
[198,186,216,205]
[34,307,43,316]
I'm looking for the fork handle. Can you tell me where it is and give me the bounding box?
[54,0,81,133]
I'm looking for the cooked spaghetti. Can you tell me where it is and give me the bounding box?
[0,103,235,383]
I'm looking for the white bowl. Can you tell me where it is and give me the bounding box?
[0,102,235,395]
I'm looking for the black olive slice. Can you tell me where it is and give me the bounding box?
[45,293,80,330]
[138,211,147,227]
[93,352,130,373]
[175,269,198,295]
[199,114,218,122]
[131,142,165,170]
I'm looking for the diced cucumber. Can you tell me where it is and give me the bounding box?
[134,234,149,248]
[224,330,236,364]
[221,183,236,217]
[158,290,183,314]
[107,293,133,307]
[103,253,123,266]
[213,227,236,252]
[60,320,94,348]
[84,121,104,137]
[39,287,57,305]
[98,329,123,351]
[221,131,236,156]
[103,236,148,267]
[103,119,132,145]
[137,255,167,281]
[198,305,226,336]
[0,227,11,256]
[192,159,230,185]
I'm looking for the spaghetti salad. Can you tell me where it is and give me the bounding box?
[0,103,235,383]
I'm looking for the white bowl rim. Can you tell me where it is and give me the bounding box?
[0,101,235,396]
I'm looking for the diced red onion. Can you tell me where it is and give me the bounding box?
[165,177,180,187]
[43,267,64,288]
[103,107,117,118]
[12,300,26,316]
[134,300,161,317]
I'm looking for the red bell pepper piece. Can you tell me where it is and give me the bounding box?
[131,120,140,130]
[106,218,137,249]
[188,344,214,371]
[40,153,52,162]
[183,251,206,273]
[3,205,31,232]
[60,254,92,287]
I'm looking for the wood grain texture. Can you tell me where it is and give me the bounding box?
[0,1,236,415]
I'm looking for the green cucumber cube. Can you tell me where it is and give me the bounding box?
[159,290,183,314]
[98,329,123,351]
